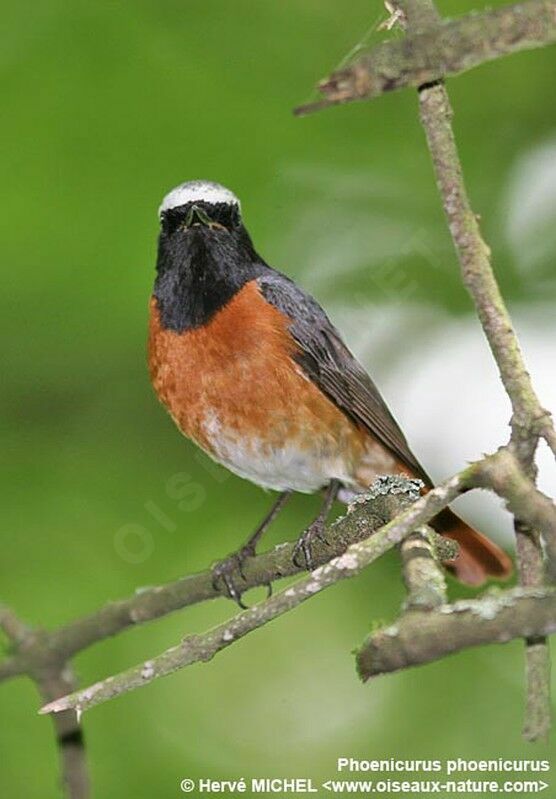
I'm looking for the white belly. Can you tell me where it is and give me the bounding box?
[201,410,354,493]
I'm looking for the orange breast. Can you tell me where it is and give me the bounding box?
[148,279,401,492]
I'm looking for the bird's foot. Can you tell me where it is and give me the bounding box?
[292,518,329,571]
[211,544,272,608]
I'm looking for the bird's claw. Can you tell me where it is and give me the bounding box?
[211,545,272,608]
[292,520,328,571]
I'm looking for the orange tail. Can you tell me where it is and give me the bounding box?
[432,507,513,586]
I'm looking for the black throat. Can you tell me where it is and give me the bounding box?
[153,207,266,332]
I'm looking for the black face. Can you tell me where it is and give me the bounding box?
[153,201,266,332]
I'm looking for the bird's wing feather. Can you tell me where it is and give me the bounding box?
[257,271,429,483]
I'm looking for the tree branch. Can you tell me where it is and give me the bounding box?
[475,449,556,582]
[37,668,90,799]
[515,520,552,741]
[295,0,556,115]
[417,82,552,442]
[522,638,552,741]
[1,606,89,798]
[295,0,556,740]
[400,526,455,610]
[39,473,468,716]
[0,604,30,643]
[1,478,424,684]
[0,655,23,682]
[2,0,555,763]
[356,587,556,679]
[543,423,556,462]
[389,0,554,740]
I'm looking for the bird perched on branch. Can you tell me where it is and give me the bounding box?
[148,179,512,605]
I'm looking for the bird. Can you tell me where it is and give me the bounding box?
[148,179,513,605]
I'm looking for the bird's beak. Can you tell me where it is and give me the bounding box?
[184,204,215,228]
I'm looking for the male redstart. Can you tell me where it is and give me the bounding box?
[148,180,512,604]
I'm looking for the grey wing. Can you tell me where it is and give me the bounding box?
[257,271,430,483]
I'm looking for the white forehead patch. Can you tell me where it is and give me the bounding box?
[158,180,240,218]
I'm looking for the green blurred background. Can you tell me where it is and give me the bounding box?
[2,1,556,796]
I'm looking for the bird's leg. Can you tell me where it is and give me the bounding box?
[212,491,292,607]
[292,480,340,571]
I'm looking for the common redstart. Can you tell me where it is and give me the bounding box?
[148,180,512,604]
